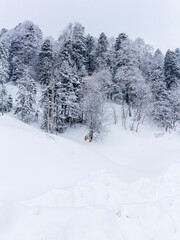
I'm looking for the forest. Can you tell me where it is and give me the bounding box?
[0,20,180,141]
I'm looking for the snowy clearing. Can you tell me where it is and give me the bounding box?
[0,114,180,240]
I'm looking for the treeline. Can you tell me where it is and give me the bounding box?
[0,20,180,140]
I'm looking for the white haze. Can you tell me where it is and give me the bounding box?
[0,0,180,52]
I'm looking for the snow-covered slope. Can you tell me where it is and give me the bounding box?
[1,115,180,240]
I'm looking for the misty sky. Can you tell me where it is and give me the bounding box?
[0,0,180,52]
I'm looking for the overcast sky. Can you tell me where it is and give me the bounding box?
[0,0,180,52]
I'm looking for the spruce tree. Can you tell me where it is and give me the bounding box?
[14,68,36,122]
[164,50,180,89]
[96,32,109,71]
[71,23,87,77]
[85,34,96,75]
[37,39,54,86]
[114,33,128,52]
[56,60,80,131]
[9,21,42,82]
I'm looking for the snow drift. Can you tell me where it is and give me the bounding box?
[0,115,180,240]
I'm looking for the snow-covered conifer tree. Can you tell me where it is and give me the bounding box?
[37,39,54,86]
[95,32,109,71]
[85,34,97,75]
[164,50,180,89]
[14,68,36,122]
[71,23,87,77]
[9,21,42,82]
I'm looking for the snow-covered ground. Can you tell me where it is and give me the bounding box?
[1,108,180,239]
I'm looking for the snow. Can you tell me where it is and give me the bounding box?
[0,110,180,240]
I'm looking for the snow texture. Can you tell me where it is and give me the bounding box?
[0,112,180,240]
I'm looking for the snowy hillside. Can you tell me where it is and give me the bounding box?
[1,114,180,240]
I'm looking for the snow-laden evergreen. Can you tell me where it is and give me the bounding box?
[1,20,180,135]
[14,68,36,122]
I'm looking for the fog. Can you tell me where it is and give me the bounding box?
[1,0,180,52]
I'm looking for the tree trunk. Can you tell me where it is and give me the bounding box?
[1,81,4,116]
[47,95,50,133]
[50,86,54,134]
[89,129,93,142]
